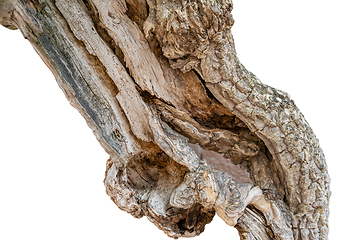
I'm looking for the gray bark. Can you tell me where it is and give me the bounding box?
[0,0,330,239]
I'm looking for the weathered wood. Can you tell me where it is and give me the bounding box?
[0,0,330,239]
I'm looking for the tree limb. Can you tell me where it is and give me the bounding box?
[0,0,330,239]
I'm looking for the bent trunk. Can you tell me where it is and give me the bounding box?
[0,0,330,239]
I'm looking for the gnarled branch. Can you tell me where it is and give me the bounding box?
[0,0,329,239]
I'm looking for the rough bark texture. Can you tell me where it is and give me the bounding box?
[0,0,330,239]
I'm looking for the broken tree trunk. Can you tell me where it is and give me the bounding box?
[0,0,330,239]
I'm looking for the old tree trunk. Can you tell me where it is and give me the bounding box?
[0,0,330,239]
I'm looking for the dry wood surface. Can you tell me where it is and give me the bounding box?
[0,1,330,239]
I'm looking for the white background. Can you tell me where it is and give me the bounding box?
[0,1,359,239]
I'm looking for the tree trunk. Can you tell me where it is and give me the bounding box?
[0,0,330,239]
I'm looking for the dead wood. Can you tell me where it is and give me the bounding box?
[0,0,330,239]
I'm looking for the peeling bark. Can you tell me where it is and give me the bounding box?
[0,0,330,239]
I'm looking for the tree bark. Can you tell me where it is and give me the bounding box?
[0,0,330,239]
